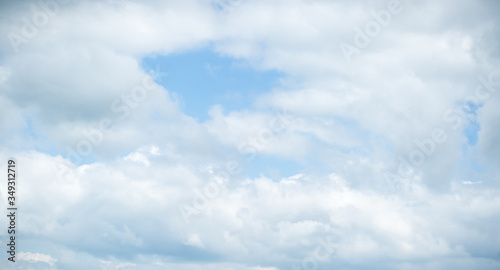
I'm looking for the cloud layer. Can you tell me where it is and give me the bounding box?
[0,0,499,269]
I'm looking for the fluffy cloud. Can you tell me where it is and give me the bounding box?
[0,0,499,269]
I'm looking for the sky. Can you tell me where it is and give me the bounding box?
[0,0,500,269]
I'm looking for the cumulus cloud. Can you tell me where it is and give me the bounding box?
[0,0,499,269]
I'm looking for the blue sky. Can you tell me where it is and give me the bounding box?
[142,48,283,122]
[141,48,305,179]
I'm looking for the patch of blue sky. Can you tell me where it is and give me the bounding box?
[456,101,483,182]
[239,144,345,181]
[141,47,283,122]
[457,154,483,183]
[20,115,56,153]
[242,154,302,181]
[464,120,480,146]
[460,101,481,146]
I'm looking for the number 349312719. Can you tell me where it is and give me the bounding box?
[7,160,16,206]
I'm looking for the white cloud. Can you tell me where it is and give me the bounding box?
[0,0,500,269]
[19,252,57,266]
[185,234,205,248]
